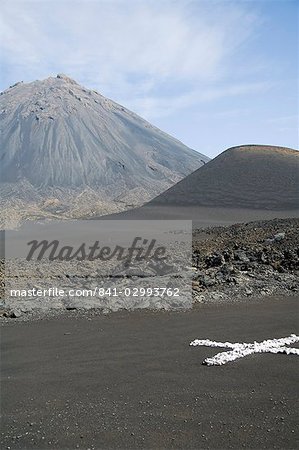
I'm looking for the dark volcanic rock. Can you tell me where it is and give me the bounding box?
[192,218,299,302]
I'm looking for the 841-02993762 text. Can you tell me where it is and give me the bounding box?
[9,287,181,298]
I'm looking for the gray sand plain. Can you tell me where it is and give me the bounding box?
[1,296,298,449]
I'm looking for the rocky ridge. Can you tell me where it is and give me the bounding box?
[192,218,299,303]
[1,218,298,320]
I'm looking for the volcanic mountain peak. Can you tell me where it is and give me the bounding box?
[0,75,208,226]
[1,74,176,137]
[56,73,78,83]
[1,74,114,119]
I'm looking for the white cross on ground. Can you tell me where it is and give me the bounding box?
[190,334,299,366]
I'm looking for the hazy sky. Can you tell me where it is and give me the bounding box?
[1,0,298,157]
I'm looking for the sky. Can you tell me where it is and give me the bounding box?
[0,0,298,158]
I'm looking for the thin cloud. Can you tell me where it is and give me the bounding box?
[1,0,259,113]
[126,81,274,119]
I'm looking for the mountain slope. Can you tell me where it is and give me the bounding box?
[0,74,208,226]
[148,145,299,210]
[100,145,298,227]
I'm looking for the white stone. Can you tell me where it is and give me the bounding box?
[190,334,299,366]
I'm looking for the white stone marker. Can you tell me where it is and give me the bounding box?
[190,334,299,366]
